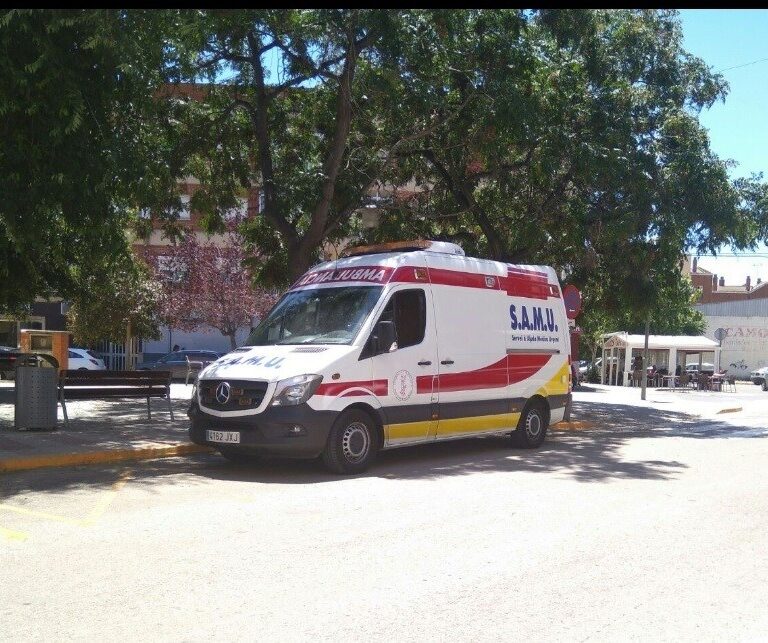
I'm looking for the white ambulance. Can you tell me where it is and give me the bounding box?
[189,240,572,474]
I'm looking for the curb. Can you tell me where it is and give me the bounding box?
[0,443,213,474]
[552,421,594,430]
[716,406,743,415]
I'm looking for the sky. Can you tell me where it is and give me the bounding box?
[679,9,768,286]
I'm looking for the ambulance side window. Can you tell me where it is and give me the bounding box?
[379,289,426,349]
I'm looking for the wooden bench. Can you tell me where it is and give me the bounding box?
[58,370,174,426]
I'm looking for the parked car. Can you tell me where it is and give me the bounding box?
[0,347,58,378]
[0,346,21,379]
[137,350,223,380]
[68,348,106,370]
[749,366,768,386]
[574,359,590,383]
[685,363,715,376]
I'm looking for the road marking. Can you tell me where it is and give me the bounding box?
[81,469,132,526]
[0,526,29,542]
[0,469,132,529]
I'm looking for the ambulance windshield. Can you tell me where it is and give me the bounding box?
[245,286,383,346]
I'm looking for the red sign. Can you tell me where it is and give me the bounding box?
[563,284,582,319]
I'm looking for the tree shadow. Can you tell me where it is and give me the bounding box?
[1,398,765,500]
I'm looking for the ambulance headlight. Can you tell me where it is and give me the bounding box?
[271,374,323,406]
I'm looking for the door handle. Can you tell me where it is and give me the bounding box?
[417,360,432,366]
[440,359,455,365]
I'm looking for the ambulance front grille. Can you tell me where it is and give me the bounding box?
[199,379,269,411]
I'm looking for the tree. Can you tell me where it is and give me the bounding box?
[342,9,761,365]
[0,10,182,310]
[148,228,278,349]
[144,9,766,302]
[67,255,162,346]
[578,268,705,360]
[369,10,762,301]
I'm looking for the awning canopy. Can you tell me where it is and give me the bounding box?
[602,332,718,352]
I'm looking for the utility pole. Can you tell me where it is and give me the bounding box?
[641,316,650,400]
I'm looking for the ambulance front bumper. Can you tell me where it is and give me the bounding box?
[188,400,337,458]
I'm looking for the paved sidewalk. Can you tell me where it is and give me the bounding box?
[1,380,763,474]
[0,382,211,473]
[573,381,754,418]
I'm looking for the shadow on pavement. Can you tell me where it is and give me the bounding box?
[0,396,191,446]
[2,397,766,500]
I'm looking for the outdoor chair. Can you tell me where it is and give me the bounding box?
[725,375,737,392]
[677,373,690,391]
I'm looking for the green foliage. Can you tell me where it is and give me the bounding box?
[66,254,162,345]
[146,9,766,307]
[4,8,765,339]
[0,9,179,310]
[579,268,705,360]
[586,365,600,384]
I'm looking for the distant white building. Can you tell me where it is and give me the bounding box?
[695,299,768,379]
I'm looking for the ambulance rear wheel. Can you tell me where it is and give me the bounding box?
[512,401,548,448]
[322,409,377,475]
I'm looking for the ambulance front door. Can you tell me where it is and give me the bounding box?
[370,284,439,446]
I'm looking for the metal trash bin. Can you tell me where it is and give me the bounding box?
[14,353,59,431]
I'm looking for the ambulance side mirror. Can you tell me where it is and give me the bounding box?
[374,320,397,355]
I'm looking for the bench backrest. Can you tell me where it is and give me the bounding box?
[60,370,171,387]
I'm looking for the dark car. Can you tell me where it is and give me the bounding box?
[0,346,21,379]
[137,350,223,380]
[0,347,56,378]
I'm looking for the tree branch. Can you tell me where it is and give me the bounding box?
[245,30,298,246]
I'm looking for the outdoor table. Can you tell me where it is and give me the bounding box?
[661,375,677,388]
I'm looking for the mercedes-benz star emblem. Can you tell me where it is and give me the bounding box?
[215,382,231,404]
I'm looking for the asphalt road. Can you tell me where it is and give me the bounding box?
[2,393,768,641]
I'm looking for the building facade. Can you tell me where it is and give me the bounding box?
[684,256,768,378]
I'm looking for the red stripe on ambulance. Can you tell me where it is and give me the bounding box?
[415,353,552,394]
[315,379,389,396]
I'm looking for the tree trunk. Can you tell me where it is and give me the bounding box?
[641,316,650,400]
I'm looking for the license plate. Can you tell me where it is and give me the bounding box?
[206,430,240,444]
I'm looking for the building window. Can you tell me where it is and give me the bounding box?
[223,197,248,221]
[178,194,191,220]
[157,255,187,283]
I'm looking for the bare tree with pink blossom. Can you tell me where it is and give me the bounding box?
[147,228,280,350]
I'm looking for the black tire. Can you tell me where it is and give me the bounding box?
[762,380,767,392]
[218,448,261,465]
[511,400,549,449]
[322,409,378,475]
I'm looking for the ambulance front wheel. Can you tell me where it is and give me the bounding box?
[512,400,549,449]
[322,409,378,475]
